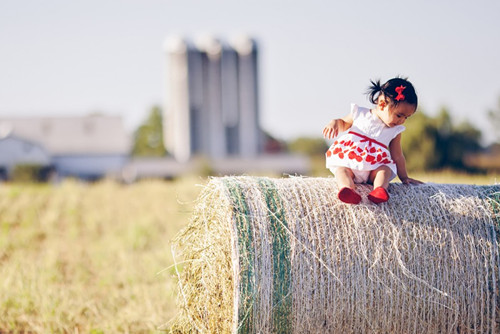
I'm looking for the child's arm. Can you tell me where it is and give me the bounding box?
[322,114,353,139]
[389,134,423,185]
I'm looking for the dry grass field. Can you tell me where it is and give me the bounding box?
[0,177,203,333]
[0,172,498,333]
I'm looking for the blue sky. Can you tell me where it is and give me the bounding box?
[1,0,499,144]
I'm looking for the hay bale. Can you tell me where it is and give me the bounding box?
[171,176,500,333]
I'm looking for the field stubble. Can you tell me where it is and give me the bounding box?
[0,177,202,333]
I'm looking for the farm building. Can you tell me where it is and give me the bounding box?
[0,115,131,180]
[0,135,52,179]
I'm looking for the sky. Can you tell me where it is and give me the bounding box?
[1,0,499,144]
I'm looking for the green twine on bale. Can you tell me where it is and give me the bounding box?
[257,178,292,334]
[225,178,293,333]
[223,179,256,333]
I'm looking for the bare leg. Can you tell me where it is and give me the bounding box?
[334,167,356,189]
[369,166,392,189]
[334,167,361,204]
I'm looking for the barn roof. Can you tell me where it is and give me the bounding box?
[0,115,131,155]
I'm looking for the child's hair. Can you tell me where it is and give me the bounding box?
[367,77,418,107]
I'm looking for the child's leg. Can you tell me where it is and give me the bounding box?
[334,167,356,189]
[334,167,361,204]
[367,166,392,203]
[368,166,392,189]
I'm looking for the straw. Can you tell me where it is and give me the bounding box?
[170,176,500,333]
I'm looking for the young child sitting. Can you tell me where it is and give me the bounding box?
[323,77,423,204]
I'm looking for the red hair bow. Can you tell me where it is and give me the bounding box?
[395,85,406,101]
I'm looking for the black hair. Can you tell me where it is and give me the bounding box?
[367,77,418,107]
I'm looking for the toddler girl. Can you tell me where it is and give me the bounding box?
[323,77,423,204]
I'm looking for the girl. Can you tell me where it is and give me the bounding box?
[323,77,423,205]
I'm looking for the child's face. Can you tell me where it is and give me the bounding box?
[379,101,416,127]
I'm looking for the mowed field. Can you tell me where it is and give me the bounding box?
[0,172,498,333]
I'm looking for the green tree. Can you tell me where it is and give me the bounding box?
[402,107,482,171]
[443,120,482,169]
[287,137,329,156]
[401,110,440,171]
[131,106,166,157]
[434,108,456,168]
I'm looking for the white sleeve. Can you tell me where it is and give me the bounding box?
[350,103,361,120]
[391,125,406,139]
[350,103,370,121]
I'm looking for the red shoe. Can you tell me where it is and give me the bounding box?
[338,187,361,204]
[368,187,390,204]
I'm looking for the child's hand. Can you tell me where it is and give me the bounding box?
[400,177,423,185]
[323,114,353,139]
[322,119,342,139]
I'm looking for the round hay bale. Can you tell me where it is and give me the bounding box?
[171,176,500,333]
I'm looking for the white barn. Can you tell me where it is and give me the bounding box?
[0,135,51,179]
[0,115,131,180]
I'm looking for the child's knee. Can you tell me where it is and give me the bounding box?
[334,167,353,176]
[377,166,392,174]
[369,166,391,180]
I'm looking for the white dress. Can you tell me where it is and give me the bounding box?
[325,104,405,181]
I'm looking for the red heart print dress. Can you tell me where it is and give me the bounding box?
[325,104,405,181]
